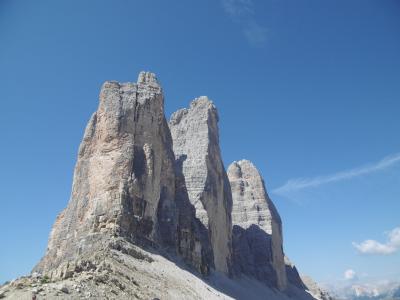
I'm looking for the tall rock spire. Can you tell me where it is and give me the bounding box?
[227,160,288,290]
[22,71,332,300]
[35,72,178,273]
[169,96,233,274]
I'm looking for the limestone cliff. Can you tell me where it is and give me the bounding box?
[227,160,287,290]
[285,256,307,289]
[0,71,334,300]
[169,97,233,274]
[227,160,332,300]
[34,72,179,273]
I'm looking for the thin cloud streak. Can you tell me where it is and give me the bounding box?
[272,152,400,196]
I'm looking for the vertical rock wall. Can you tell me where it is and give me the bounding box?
[169,97,233,274]
[227,160,288,290]
[35,72,178,272]
[174,155,214,274]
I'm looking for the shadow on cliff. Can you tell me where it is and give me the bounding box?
[127,155,315,300]
[232,224,277,285]
[202,223,314,300]
[171,154,215,273]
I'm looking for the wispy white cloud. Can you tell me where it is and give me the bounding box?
[221,0,254,17]
[272,152,400,196]
[344,269,357,280]
[353,227,400,255]
[243,22,268,46]
[221,0,268,46]
[353,240,396,255]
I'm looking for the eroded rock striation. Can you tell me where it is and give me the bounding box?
[227,160,287,290]
[227,160,332,300]
[174,155,214,275]
[0,71,334,300]
[169,97,233,274]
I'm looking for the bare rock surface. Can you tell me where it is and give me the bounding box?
[33,72,213,276]
[169,97,233,274]
[285,256,307,289]
[1,71,334,300]
[34,72,179,274]
[227,160,287,290]
[227,160,331,299]
[174,155,214,275]
[0,239,327,300]
[301,275,335,300]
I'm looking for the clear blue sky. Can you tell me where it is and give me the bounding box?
[1,0,399,286]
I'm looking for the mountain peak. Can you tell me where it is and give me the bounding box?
[0,72,332,300]
[137,71,158,85]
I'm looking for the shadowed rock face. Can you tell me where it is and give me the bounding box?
[227,160,288,290]
[285,256,307,289]
[174,154,214,275]
[169,97,233,275]
[35,72,178,273]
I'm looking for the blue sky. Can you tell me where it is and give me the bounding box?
[0,0,399,285]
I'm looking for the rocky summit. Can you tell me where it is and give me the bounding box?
[0,72,333,300]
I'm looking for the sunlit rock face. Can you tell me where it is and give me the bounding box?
[34,72,216,276]
[35,72,178,273]
[227,160,287,290]
[169,97,233,274]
